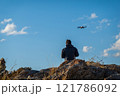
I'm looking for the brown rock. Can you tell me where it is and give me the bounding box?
[0,58,6,77]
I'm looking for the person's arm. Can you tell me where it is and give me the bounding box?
[61,49,65,58]
[75,48,79,57]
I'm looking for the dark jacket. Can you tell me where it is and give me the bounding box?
[61,44,79,60]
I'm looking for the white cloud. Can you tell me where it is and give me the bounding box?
[103,49,110,57]
[96,25,102,30]
[1,23,16,33]
[117,24,120,28]
[1,23,28,35]
[83,46,92,52]
[96,18,110,30]
[111,39,120,50]
[72,13,97,21]
[116,33,120,39]
[103,33,120,57]
[99,19,108,24]
[1,18,12,24]
[107,23,110,26]
[103,51,109,57]
[90,13,98,19]
[114,52,120,57]
[0,39,6,42]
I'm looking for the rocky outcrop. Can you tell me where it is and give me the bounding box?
[0,58,120,80]
[44,59,120,80]
[8,67,39,80]
[0,58,6,79]
[0,58,6,74]
[28,67,58,80]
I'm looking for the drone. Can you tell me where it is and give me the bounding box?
[77,26,87,29]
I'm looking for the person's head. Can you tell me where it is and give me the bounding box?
[66,39,71,45]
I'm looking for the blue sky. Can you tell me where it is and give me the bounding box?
[0,0,120,71]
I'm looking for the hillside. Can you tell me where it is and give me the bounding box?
[0,58,120,80]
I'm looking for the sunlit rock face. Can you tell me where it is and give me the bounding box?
[0,58,6,73]
[1,58,120,80]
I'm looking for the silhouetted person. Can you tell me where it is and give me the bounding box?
[61,40,79,61]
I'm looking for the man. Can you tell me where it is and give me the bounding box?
[61,40,79,61]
